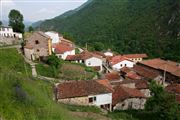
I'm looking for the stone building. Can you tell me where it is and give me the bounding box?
[24,31,52,60]
[55,80,112,111]
[112,85,146,110]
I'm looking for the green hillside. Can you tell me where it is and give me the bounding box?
[37,0,180,61]
[0,48,93,120]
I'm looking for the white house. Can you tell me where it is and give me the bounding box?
[45,31,61,44]
[0,26,22,39]
[55,80,112,111]
[0,26,14,37]
[104,51,113,57]
[54,43,75,60]
[85,57,103,71]
[66,51,103,71]
[108,56,134,71]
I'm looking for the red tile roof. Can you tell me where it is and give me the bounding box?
[66,51,102,61]
[166,84,180,94]
[54,43,74,54]
[112,85,145,105]
[166,84,180,103]
[126,71,142,80]
[92,51,106,58]
[105,72,120,81]
[122,54,148,59]
[56,80,111,99]
[110,79,149,90]
[133,65,160,79]
[140,58,180,77]
[96,79,114,92]
[109,56,132,66]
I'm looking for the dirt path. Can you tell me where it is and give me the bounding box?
[71,112,111,120]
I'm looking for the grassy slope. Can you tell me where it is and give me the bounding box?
[0,48,93,120]
[36,62,96,80]
[38,0,180,61]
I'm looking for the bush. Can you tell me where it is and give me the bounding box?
[47,54,61,69]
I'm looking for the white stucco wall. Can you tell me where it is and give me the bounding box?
[14,32,23,39]
[57,49,75,60]
[85,57,103,71]
[104,52,113,57]
[112,60,134,71]
[24,48,35,60]
[45,31,60,44]
[0,27,14,37]
[88,93,112,106]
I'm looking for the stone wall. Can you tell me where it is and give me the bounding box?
[0,36,19,46]
[113,98,146,110]
[58,96,89,105]
[140,89,151,97]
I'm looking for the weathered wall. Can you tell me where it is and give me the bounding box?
[58,96,89,105]
[24,48,35,60]
[114,98,146,110]
[26,32,51,57]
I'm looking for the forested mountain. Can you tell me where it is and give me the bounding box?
[36,0,180,61]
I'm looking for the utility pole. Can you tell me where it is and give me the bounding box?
[85,43,88,50]
[163,64,167,86]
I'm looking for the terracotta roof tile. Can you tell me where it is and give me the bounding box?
[126,71,142,80]
[133,65,160,79]
[96,79,114,92]
[57,80,111,99]
[109,56,132,66]
[111,79,149,90]
[166,84,180,94]
[54,43,74,54]
[122,54,148,59]
[66,51,102,61]
[112,85,145,105]
[140,58,180,77]
[105,72,120,81]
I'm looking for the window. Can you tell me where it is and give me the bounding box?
[120,64,123,67]
[125,64,127,67]
[88,62,91,65]
[35,40,39,44]
[89,98,93,103]
[37,49,40,52]
[89,97,96,103]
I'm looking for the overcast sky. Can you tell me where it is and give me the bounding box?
[0,0,87,22]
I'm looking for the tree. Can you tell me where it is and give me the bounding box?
[47,54,60,69]
[8,9,25,33]
[28,26,34,32]
[93,42,104,51]
[0,21,2,26]
[145,81,179,120]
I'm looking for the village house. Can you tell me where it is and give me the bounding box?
[0,26,22,39]
[107,56,134,71]
[66,51,103,71]
[53,43,75,60]
[45,31,61,44]
[122,54,148,63]
[24,31,52,60]
[112,85,146,110]
[120,65,162,83]
[138,58,180,84]
[104,49,114,57]
[55,80,112,111]
[166,84,180,104]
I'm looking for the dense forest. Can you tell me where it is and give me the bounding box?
[36,0,180,61]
